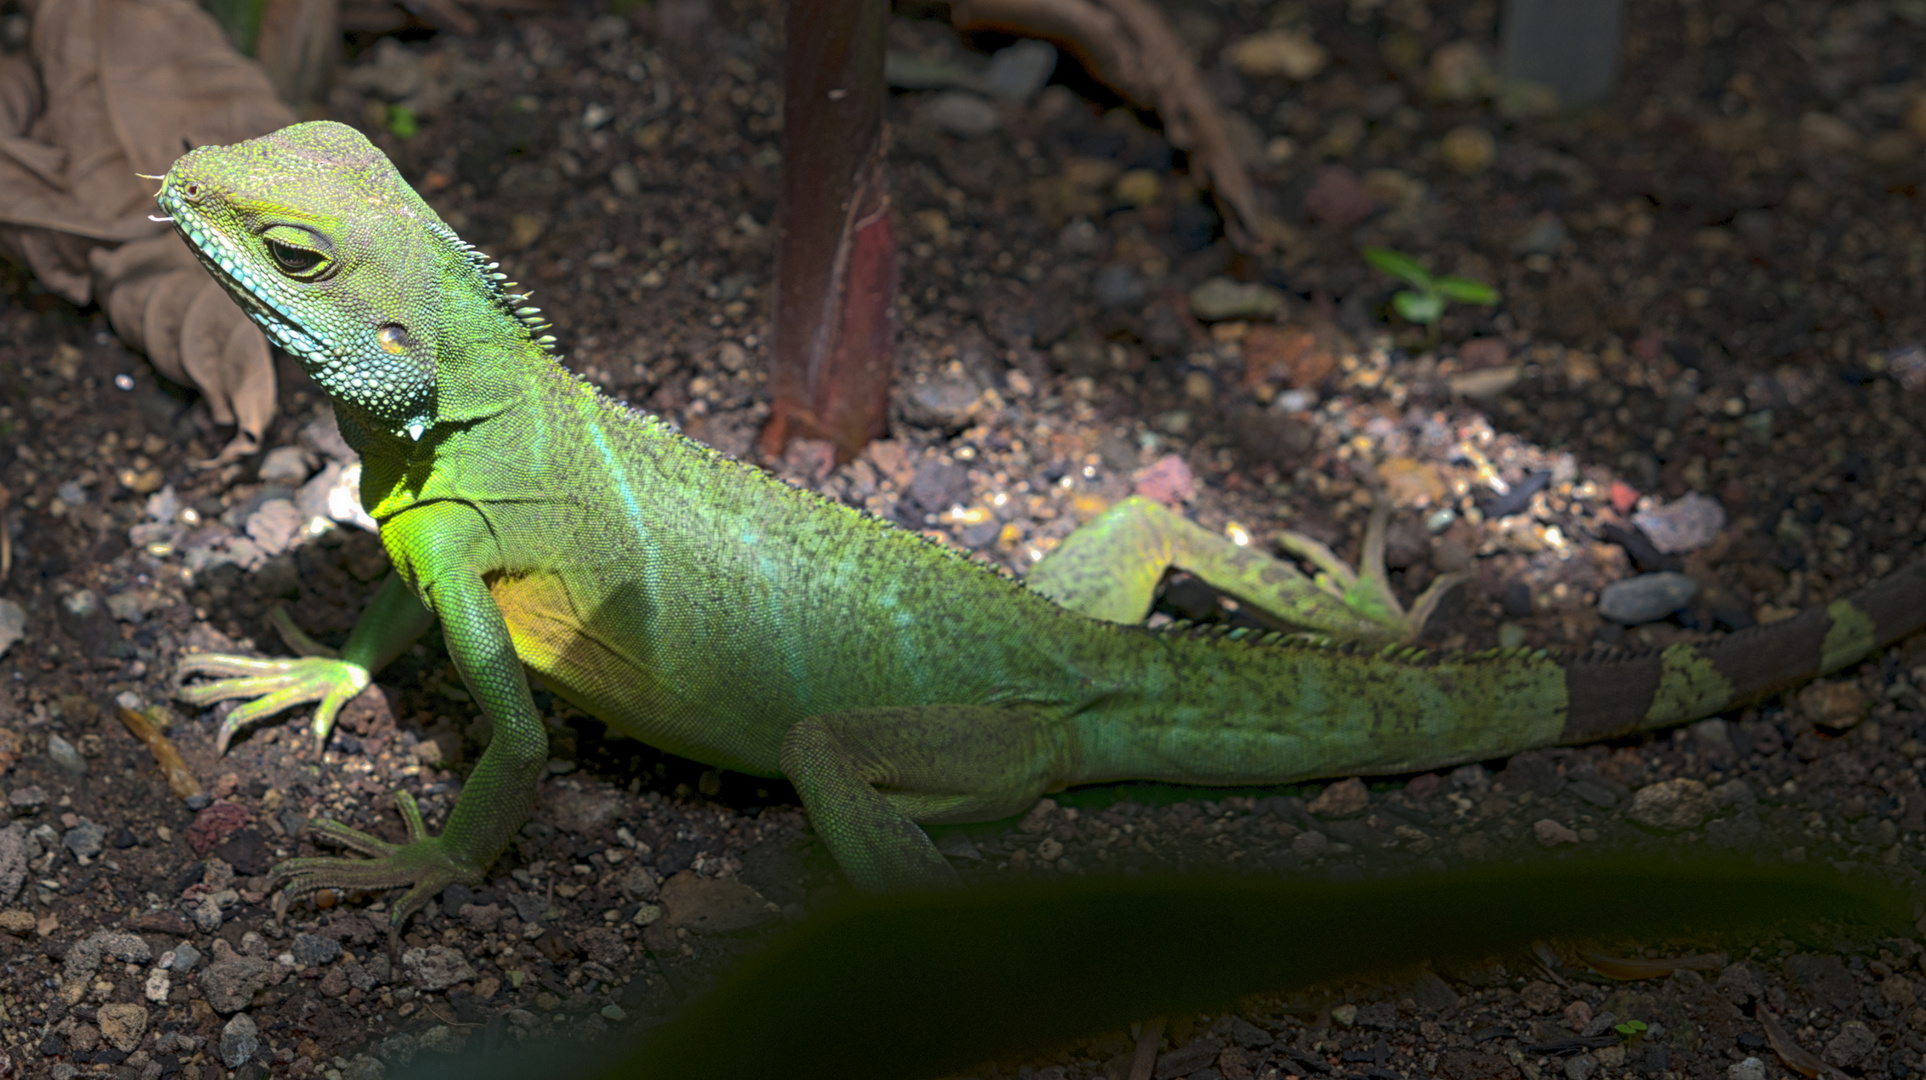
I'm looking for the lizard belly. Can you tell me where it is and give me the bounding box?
[485,570,780,775]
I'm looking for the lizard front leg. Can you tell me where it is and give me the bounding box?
[1029,495,1462,643]
[176,571,435,754]
[268,507,549,926]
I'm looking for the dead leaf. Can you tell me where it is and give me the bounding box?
[1577,950,1724,980]
[1758,1004,1850,1080]
[117,705,203,800]
[0,0,294,464]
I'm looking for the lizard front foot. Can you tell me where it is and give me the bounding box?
[273,791,483,928]
[176,652,370,755]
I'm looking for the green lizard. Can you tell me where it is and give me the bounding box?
[161,122,1926,923]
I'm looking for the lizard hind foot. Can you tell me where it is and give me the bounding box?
[273,791,481,927]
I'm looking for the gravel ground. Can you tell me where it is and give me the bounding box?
[2,0,1926,1077]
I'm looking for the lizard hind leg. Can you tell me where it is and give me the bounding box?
[271,791,484,927]
[781,705,1072,893]
[1027,495,1461,644]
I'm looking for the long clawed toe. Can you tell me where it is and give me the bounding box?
[269,792,466,928]
[1278,503,1466,644]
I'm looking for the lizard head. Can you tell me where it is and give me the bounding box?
[156,121,544,445]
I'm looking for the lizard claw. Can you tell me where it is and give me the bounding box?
[1275,503,1464,643]
[273,791,483,928]
[176,652,370,755]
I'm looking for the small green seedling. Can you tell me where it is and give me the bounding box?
[386,105,420,140]
[1613,1019,1648,1040]
[1362,247,1500,326]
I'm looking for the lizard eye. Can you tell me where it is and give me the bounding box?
[266,238,323,275]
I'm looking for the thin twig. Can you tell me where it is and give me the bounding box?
[1127,1015,1166,1080]
[951,0,1275,251]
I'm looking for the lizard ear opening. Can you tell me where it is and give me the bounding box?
[378,325,416,355]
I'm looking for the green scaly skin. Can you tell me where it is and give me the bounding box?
[160,123,1926,924]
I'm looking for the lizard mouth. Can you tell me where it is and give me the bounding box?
[157,185,331,363]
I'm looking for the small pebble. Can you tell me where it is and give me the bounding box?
[220,1013,258,1068]
[1533,819,1579,846]
[1224,29,1328,80]
[1093,264,1145,308]
[62,819,105,858]
[1597,572,1697,624]
[1188,277,1286,321]
[1625,778,1714,832]
[1439,125,1495,174]
[924,91,1000,138]
[46,735,87,777]
[983,40,1056,101]
[257,445,311,485]
[0,599,25,660]
[1633,492,1726,554]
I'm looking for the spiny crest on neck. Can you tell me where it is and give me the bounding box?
[430,220,561,356]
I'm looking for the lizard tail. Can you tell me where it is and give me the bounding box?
[1556,556,1926,744]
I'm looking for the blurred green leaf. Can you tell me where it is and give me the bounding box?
[1435,275,1500,304]
[387,104,419,139]
[1363,247,1433,288]
[1393,290,1444,324]
[400,859,1904,1080]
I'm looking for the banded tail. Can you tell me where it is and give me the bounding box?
[1558,557,1926,743]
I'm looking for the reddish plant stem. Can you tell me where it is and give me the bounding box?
[761,0,896,465]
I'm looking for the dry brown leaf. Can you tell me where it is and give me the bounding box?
[1576,950,1725,980]
[116,705,203,799]
[0,0,295,464]
[1757,1004,1849,1080]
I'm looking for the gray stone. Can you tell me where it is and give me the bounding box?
[376,1032,419,1067]
[1709,778,1755,811]
[63,819,105,859]
[1227,1016,1272,1048]
[46,734,87,776]
[1291,830,1329,858]
[8,786,45,814]
[1094,263,1146,308]
[1633,492,1726,555]
[257,445,312,485]
[898,375,981,432]
[169,942,203,974]
[0,598,25,660]
[199,957,275,1013]
[1727,1057,1765,1080]
[1155,1037,1223,1080]
[1714,962,1761,1004]
[291,933,341,967]
[1188,277,1286,321]
[400,945,476,991]
[244,499,302,557]
[1597,571,1697,624]
[98,1003,148,1053]
[1624,778,1714,831]
[58,931,152,1002]
[924,91,1000,138]
[984,39,1057,101]
[220,1013,258,1068]
[1821,1021,1876,1067]
[1565,1054,1598,1080]
[0,823,25,903]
